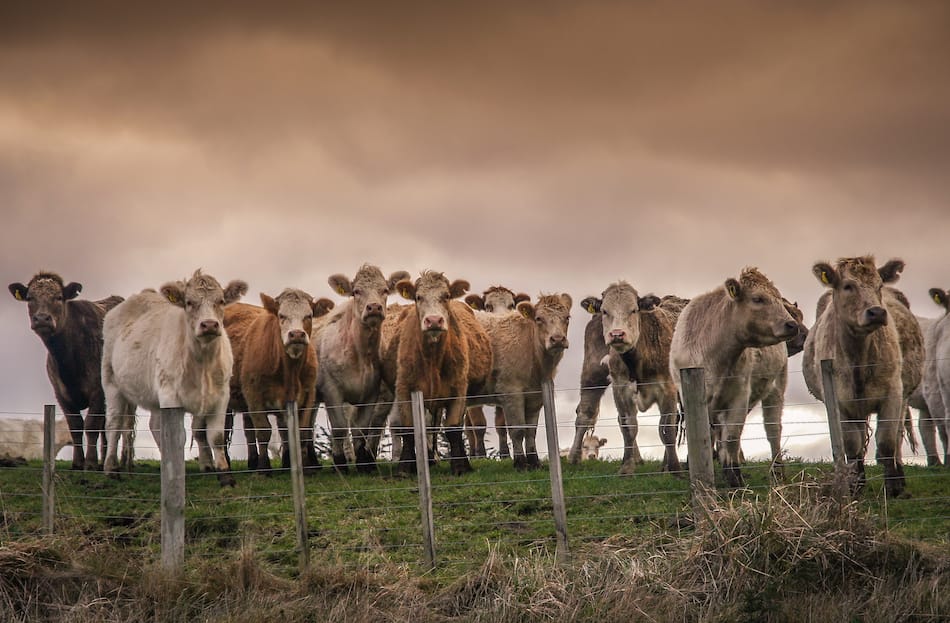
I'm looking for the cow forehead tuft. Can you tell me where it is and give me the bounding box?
[601,281,639,303]
[738,267,781,298]
[185,270,223,296]
[535,294,570,315]
[352,264,386,288]
[27,272,65,292]
[835,255,879,282]
[276,288,314,307]
[416,270,449,290]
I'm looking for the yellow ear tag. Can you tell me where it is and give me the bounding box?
[935,293,943,304]
[728,285,737,298]
[166,292,178,304]
[586,303,596,314]
[520,308,532,319]
[336,285,346,296]
[820,271,830,285]
[400,288,411,300]
[14,290,22,301]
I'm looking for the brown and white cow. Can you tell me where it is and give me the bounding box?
[467,293,572,470]
[463,286,531,458]
[803,257,924,497]
[571,284,683,475]
[102,270,247,486]
[386,271,493,475]
[671,267,799,488]
[559,433,607,461]
[312,265,409,473]
[9,273,123,470]
[225,290,333,473]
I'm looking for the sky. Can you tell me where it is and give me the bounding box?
[2,2,949,462]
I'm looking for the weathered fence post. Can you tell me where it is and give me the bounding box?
[679,368,715,518]
[160,407,185,572]
[542,380,570,563]
[411,390,436,570]
[286,400,310,572]
[42,404,56,534]
[819,359,850,500]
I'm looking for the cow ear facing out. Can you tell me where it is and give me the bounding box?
[465,294,485,310]
[9,283,28,302]
[63,282,83,300]
[558,293,573,311]
[514,292,531,304]
[516,301,535,320]
[327,274,352,297]
[312,297,335,317]
[448,280,470,299]
[397,280,416,301]
[724,278,742,301]
[929,288,949,312]
[638,294,660,311]
[878,259,905,284]
[224,280,248,305]
[580,296,601,314]
[161,282,186,307]
[261,293,278,314]
[387,271,411,291]
[812,262,838,288]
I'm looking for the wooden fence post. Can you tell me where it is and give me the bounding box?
[541,380,570,563]
[42,404,56,534]
[286,401,310,572]
[679,368,715,518]
[160,407,185,572]
[411,391,436,570]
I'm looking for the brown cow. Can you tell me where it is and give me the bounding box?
[225,290,334,472]
[571,285,683,474]
[467,293,572,470]
[9,272,123,470]
[803,257,924,497]
[386,271,493,475]
[312,264,409,473]
[463,286,531,458]
[670,267,799,488]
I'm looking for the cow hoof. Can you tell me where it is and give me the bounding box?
[451,458,473,475]
[618,462,636,476]
[526,455,541,470]
[512,456,527,471]
[218,473,236,487]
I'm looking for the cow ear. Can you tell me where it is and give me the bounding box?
[812,262,837,288]
[639,294,660,311]
[161,282,186,307]
[930,288,949,311]
[878,259,905,284]
[514,292,531,304]
[261,293,278,314]
[516,301,535,320]
[223,280,248,304]
[558,293,573,310]
[598,437,608,447]
[580,296,601,314]
[448,279,470,299]
[9,283,28,302]
[724,278,742,300]
[387,271,411,291]
[312,297,335,317]
[327,274,352,297]
[465,294,485,310]
[397,280,415,301]
[63,282,82,300]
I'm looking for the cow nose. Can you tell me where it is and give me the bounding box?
[32,312,52,325]
[199,319,220,334]
[288,329,307,342]
[424,315,445,330]
[608,329,626,342]
[365,303,383,315]
[550,334,567,347]
[864,306,887,325]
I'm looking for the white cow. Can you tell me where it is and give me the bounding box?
[0,417,72,461]
[560,434,607,461]
[102,270,247,486]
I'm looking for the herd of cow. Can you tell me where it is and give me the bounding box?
[7,256,950,498]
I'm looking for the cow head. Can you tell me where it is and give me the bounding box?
[397,271,469,344]
[930,288,950,315]
[517,293,572,353]
[261,289,334,359]
[328,264,410,329]
[466,286,531,314]
[812,256,900,336]
[161,270,248,342]
[585,282,659,354]
[724,267,799,347]
[782,298,809,357]
[9,272,82,338]
[581,434,608,460]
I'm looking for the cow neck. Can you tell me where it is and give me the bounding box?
[835,319,878,401]
[343,302,382,362]
[619,348,639,381]
[281,352,305,403]
[706,306,748,372]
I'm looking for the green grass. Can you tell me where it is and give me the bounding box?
[2,456,948,583]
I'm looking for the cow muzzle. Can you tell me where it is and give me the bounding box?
[30,313,55,335]
[860,306,888,329]
[548,335,568,351]
[197,319,221,338]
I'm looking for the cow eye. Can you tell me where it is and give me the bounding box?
[843,283,854,293]
[279,314,288,322]
[353,288,363,296]
[486,304,494,312]
[752,296,765,304]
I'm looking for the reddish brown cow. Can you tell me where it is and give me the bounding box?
[387,271,493,475]
[9,272,123,470]
[225,290,334,472]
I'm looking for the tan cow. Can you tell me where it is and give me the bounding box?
[803,257,923,497]
[670,267,798,488]
[909,314,946,466]
[313,265,409,473]
[572,285,684,475]
[467,293,572,470]
[560,433,607,461]
[225,290,333,473]
[102,270,247,486]
[386,271,493,475]
[463,286,531,458]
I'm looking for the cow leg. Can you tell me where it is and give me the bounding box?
[298,404,321,472]
[658,393,683,474]
[569,367,608,464]
[501,393,528,470]
[877,398,906,498]
[522,403,542,470]
[324,400,350,474]
[103,398,134,477]
[613,382,640,475]
[206,409,236,487]
[86,393,107,470]
[464,407,487,458]
[243,413,259,471]
[395,393,417,475]
[444,398,472,475]
[64,411,86,470]
[841,411,868,495]
[761,386,786,482]
[351,404,380,474]
[495,407,510,459]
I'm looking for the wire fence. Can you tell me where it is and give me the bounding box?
[1,361,949,577]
